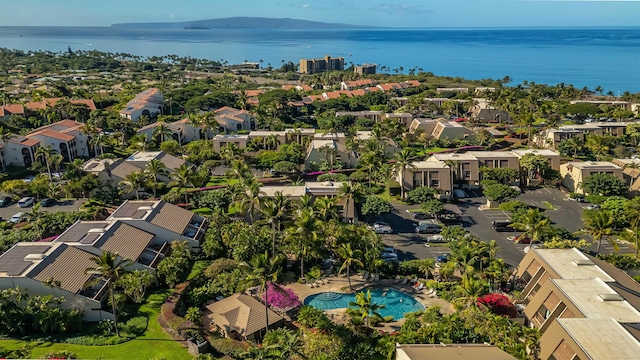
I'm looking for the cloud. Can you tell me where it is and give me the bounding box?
[302,4,310,8]
[170,13,175,18]
[371,3,434,14]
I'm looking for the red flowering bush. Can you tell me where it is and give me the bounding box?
[476,293,518,318]
[262,282,301,310]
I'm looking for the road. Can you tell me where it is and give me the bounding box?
[0,199,83,221]
[378,186,633,268]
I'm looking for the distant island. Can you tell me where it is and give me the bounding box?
[111,17,372,30]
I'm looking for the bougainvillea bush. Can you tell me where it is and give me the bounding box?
[476,293,518,317]
[262,283,301,310]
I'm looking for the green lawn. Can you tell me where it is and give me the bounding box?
[0,292,192,360]
[187,260,212,281]
[206,176,238,187]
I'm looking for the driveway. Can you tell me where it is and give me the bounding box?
[0,199,83,221]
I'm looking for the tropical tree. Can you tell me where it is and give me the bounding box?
[313,197,339,221]
[238,180,264,225]
[144,159,168,198]
[152,122,173,144]
[260,192,291,254]
[338,182,359,222]
[393,148,415,199]
[289,209,319,279]
[117,270,156,303]
[170,164,194,205]
[337,243,364,291]
[625,200,640,258]
[509,209,551,244]
[347,290,385,328]
[119,171,147,200]
[84,252,132,337]
[418,259,436,280]
[249,251,284,332]
[582,210,614,256]
[35,145,56,180]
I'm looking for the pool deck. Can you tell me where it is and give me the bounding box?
[286,274,455,332]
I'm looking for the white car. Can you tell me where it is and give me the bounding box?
[18,197,35,208]
[374,226,393,234]
[9,212,26,223]
[586,205,600,210]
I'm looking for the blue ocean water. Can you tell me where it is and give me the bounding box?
[0,26,639,92]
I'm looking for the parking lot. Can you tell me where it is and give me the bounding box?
[0,199,83,222]
[377,186,633,268]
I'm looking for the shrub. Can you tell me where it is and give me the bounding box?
[297,306,332,330]
[361,196,392,216]
[209,337,248,357]
[477,293,518,318]
[122,316,148,336]
[398,260,423,276]
[317,173,349,182]
[386,179,401,196]
[262,283,301,310]
[406,187,437,204]
[498,200,530,212]
[42,350,77,359]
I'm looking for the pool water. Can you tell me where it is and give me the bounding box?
[304,288,424,320]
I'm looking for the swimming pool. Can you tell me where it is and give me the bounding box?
[303,287,424,320]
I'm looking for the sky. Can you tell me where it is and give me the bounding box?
[0,0,639,27]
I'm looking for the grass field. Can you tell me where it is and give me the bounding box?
[0,292,192,360]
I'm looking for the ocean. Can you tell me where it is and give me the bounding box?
[0,26,639,93]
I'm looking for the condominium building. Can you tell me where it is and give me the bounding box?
[559,161,623,194]
[299,55,344,74]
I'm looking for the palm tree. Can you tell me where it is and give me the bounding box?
[347,290,385,328]
[119,171,147,200]
[35,145,56,180]
[265,134,280,150]
[290,209,319,279]
[85,251,132,337]
[249,251,283,332]
[338,182,359,223]
[393,148,415,199]
[238,180,264,225]
[260,192,291,254]
[418,259,435,280]
[170,164,194,206]
[454,273,486,308]
[152,122,173,144]
[145,159,168,198]
[337,243,364,290]
[625,200,640,258]
[509,209,551,244]
[313,197,339,221]
[582,210,614,256]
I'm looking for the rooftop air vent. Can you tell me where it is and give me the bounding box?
[87,228,105,234]
[598,293,624,302]
[24,254,46,262]
[572,259,595,266]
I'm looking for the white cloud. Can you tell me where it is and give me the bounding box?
[302,4,310,8]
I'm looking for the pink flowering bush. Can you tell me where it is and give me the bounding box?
[262,283,301,310]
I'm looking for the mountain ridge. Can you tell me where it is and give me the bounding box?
[110,17,374,29]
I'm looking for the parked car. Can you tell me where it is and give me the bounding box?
[374,225,393,234]
[436,254,450,263]
[425,234,446,243]
[17,197,35,208]
[382,247,396,254]
[373,221,390,228]
[40,198,57,207]
[492,220,516,232]
[586,205,600,210]
[438,211,462,225]
[381,252,398,262]
[0,196,12,207]
[411,212,433,220]
[9,212,26,223]
[23,175,35,183]
[416,223,442,234]
[453,189,467,198]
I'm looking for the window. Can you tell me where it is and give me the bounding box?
[499,160,509,168]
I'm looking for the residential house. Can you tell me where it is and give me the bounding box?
[299,55,344,74]
[395,344,516,360]
[4,136,40,168]
[396,160,452,197]
[340,79,377,90]
[213,107,255,133]
[385,113,414,128]
[212,134,249,152]
[467,151,519,182]
[119,88,163,122]
[335,110,383,122]
[313,133,346,146]
[612,158,640,194]
[537,122,633,149]
[427,153,481,189]
[136,122,187,145]
[511,149,562,186]
[305,139,355,170]
[431,121,477,141]
[204,293,284,341]
[512,247,640,360]
[570,99,631,110]
[436,87,469,94]
[409,118,439,133]
[559,161,623,194]
[247,131,288,149]
[354,131,399,157]
[0,104,25,119]
[474,109,512,123]
[83,151,189,193]
[354,64,376,75]
[106,200,208,251]
[0,242,116,321]
[474,87,496,94]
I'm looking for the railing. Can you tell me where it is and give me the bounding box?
[91,280,110,301]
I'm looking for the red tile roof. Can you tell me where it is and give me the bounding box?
[366,87,381,92]
[11,138,41,147]
[28,129,75,142]
[298,85,313,91]
[244,89,265,97]
[281,85,295,90]
[26,101,47,110]
[1,104,25,115]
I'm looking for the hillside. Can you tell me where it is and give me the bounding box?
[110,17,370,29]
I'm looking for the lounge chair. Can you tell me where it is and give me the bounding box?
[425,288,434,295]
[308,283,315,288]
[414,283,424,291]
[401,277,409,285]
[373,273,380,282]
[395,275,402,283]
[430,290,438,298]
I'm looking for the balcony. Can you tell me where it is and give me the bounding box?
[183,217,208,242]
[138,242,168,268]
[80,278,109,302]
